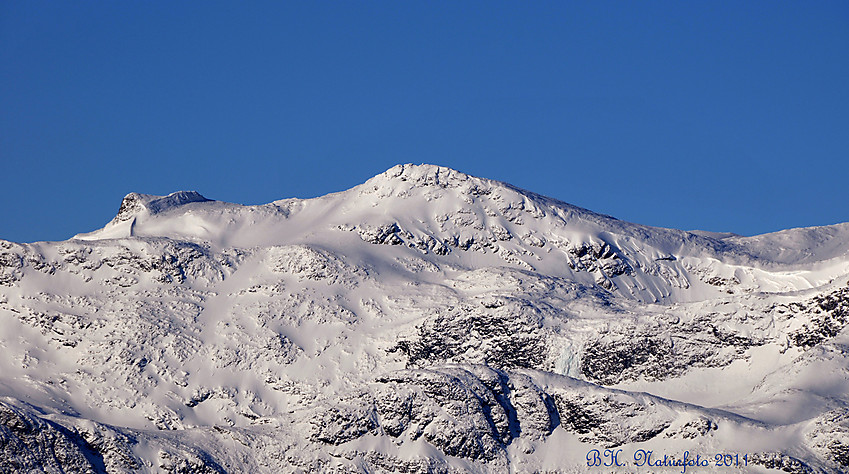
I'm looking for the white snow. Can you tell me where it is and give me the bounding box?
[1,163,848,472]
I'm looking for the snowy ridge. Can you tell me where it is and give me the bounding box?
[2,164,849,472]
[76,164,849,303]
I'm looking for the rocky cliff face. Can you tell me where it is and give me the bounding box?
[2,164,849,472]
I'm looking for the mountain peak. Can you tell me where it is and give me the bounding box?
[359,163,514,202]
[362,163,479,193]
[113,191,210,223]
[380,163,472,186]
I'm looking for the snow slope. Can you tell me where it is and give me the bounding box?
[1,163,848,473]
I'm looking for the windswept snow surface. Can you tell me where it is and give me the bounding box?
[2,164,849,472]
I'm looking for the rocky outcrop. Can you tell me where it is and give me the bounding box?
[0,401,105,473]
[113,191,210,223]
[789,285,849,348]
[805,409,849,471]
[309,366,717,465]
[392,298,548,370]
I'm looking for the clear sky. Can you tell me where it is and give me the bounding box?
[2,1,847,242]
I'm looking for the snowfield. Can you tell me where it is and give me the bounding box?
[2,164,848,473]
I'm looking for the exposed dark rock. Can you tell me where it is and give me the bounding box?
[310,397,379,446]
[581,311,770,385]
[581,336,674,385]
[157,448,227,474]
[373,368,509,462]
[0,401,106,473]
[749,452,816,474]
[805,408,849,471]
[705,275,740,287]
[393,299,547,370]
[114,191,211,223]
[789,286,849,348]
[115,193,146,222]
[567,241,633,277]
[663,416,717,439]
[550,390,672,447]
[308,367,564,464]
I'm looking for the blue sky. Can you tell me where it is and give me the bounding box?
[1,1,847,242]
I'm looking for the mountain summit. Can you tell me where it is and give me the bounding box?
[2,163,849,472]
[113,191,211,223]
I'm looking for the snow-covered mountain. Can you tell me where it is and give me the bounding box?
[2,164,848,473]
